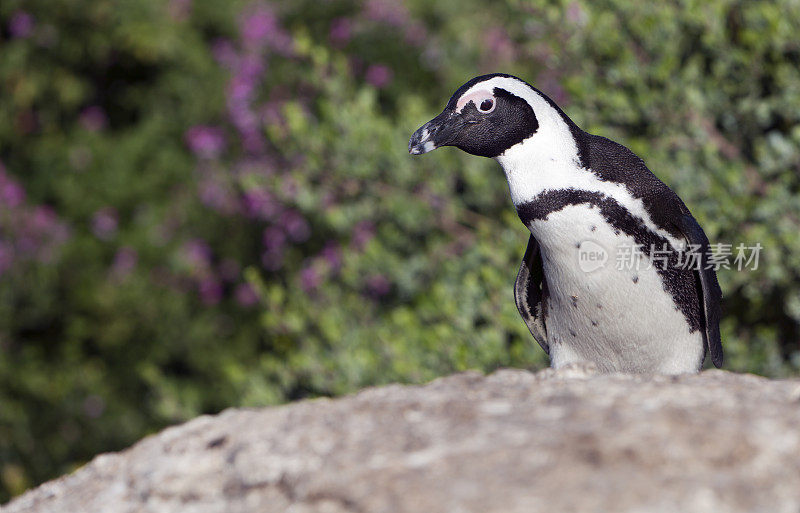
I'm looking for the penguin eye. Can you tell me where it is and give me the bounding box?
[478,99,495,112]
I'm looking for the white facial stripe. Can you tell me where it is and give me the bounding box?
[470,76,684,249]
[456,90,494,113]
[464,77,580,162]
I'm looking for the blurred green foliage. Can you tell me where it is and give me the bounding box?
[1,0,799,502]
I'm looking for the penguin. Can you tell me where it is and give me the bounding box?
[408,73,722,374]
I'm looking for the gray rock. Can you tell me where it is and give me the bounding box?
[5,365,800,513]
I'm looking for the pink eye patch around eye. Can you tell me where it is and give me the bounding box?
[456,90,494,113]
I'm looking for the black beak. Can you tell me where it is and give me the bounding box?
[408,110,457,155]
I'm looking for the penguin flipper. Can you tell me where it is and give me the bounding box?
[514,235,549,355]
[674,214,724,368]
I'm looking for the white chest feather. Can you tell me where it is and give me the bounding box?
[529,204,703,374]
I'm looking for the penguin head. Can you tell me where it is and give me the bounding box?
[409,73,576,159]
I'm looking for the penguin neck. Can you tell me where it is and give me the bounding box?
[494,127,585,208]
[496,131,687,253]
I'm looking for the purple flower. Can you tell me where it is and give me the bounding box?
[261,248,284,271]
[0,171,69,265]
[403,23,427,46]
[244,189,279,219]
[79,106,108,132]
[262,226,286,250]
[280,210,311,243]
[365,65,393,89]
[225,57,266,151]
[27,207,69,261]
[320,242,342,271]
[261,101,285,127]
[567,2,588,25]
[31,206,58,232]
[211,39,237,68]
[537,76,569,106]
[91,208,118,240]
[16,235,38,257]
[226,91,264,152]
[329,18,353,47]
[185,125,226,159]
[238,5,293,55]
[484,28,515,63]
[50,221,71,247]
[198,177,237,215]
[198,277,223,305]
[0,177,26,208]
[239,55,265,80]
[240,6,278,48]
[228,75,256,102]
[366,274,391,297]
[234,282,259,306]
[183,239,212,270]
[300,265,321,293]
[0,241,13,276]
[8,11,34,39]
[365,0,409,27]
[111,247,138,278]
[242,132,265,153]
[352,221,376,249]
[280,177,299,200]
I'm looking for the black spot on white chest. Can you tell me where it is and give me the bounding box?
[517,189,703,333]
[529,203,703,371]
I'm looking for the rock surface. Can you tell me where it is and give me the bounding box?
[5,365,800,513]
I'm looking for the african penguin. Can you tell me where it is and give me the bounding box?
[408,73,722,374]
